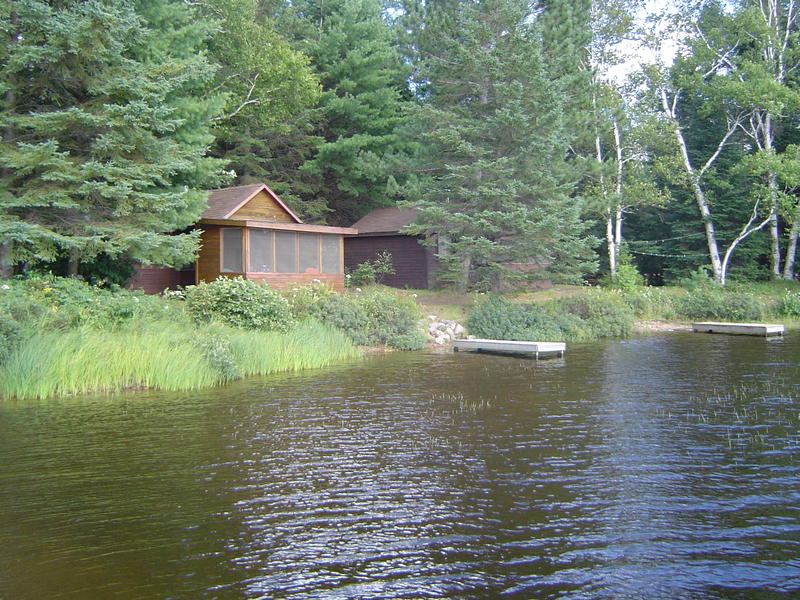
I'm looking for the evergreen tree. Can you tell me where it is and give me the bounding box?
[403,0,597,291]
[272,0,414,225]
[0,0,228,276]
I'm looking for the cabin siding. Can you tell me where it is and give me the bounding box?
[230,190,295,222]
[197,226,222,283]
[128,266,194,294]
[345,235,433,289]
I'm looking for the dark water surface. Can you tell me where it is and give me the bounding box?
[1,333,799,599]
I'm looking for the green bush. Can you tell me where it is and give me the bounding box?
[0,275,166,330]
[676,288,764,321]
[557,290,634,338]
[778,291,800,317]
[346,252,395,287]
[184,277,295,331]
[360,290,426,350]
[467,291,634,342]
[622,286,680,320]
[195,334,240,382]
[467,296,578,341]
[305,293,372,346]
[285,282,338,319]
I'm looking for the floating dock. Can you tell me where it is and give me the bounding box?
[453,338,566,358]
[692,322,784,337]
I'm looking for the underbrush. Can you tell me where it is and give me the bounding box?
[467,290,634,341]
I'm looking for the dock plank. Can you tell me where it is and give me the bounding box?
[692,322,784,337]
[453,338,565,358]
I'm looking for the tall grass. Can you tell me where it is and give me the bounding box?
[227,321,361,376]
[0,319,360,400]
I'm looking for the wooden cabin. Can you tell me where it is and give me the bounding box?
[130,183,355,293]
[345,207,440,289]
[196,184,355,292]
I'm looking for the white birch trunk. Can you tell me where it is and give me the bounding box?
[783,222,799,280]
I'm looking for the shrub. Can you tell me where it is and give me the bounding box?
[467,296,574,341]
[285,282,338,319]
[676,288,764,321]
[557,290,634,338]
[622,286,681,319]
[601,262,645,294]
[0,275,165,330]
[346,252,395,287]
[305,293,372,346]
[195,334,240,381]
[184,277,295,331]
[778,291,800,317]
[360,289,426,349]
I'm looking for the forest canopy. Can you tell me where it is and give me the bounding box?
[1,0,799,288]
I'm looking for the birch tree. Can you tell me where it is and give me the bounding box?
[644,8,771,285]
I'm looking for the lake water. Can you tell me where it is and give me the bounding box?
[1,333,799,599]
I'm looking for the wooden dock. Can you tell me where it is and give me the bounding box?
[692,322,784,337]
[453,338,566,359]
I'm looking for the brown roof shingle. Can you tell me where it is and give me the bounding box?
[350,207,418,234]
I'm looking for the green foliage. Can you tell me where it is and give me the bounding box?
[466,296,570,341]
[303,287,425,349]
[346,252,396,287]
[226,321,360,376]
[402,0,597,290]
[777,291,800,317]
[601,261,645,293]
[0,0,228,272]
[467,290,634,341]
[676,288,764,322]
[0,310,21,365]
[0,318,360,399]
[559,290,634,337]
[195,334,240,382]
[305,293,372,346]
[622,286,681,319]
[184,277,295,331]
[360,289,426,350]
[0,275,167,331]
[284,282,339,318]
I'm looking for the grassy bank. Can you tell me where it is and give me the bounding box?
[0,319,360,399]
[404,280,800,341]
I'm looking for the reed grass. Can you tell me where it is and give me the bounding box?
[227,321,360,376]
[0,319,360,400]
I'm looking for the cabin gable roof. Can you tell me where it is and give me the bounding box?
[350,207,418,235]
[201,183,302,223]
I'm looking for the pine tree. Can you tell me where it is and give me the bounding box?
[0,0,228,276]
[272,0,414,224]
[402,0,597,291]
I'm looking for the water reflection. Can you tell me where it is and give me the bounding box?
[0,334,799,599]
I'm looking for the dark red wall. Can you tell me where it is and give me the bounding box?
[128,266,195,294]
[345,235,437,289]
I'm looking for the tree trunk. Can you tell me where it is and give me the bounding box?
[0,242,12,279]
[67,248,80,277]
[783,221,799,280]
[606,214,617,279]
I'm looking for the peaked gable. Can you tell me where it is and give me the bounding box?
[201,183,302,223]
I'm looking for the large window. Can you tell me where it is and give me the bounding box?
[243,229,343,274]
[275,231,297,273]
[299,233,319,273]
[321,235,341,274]
[222,228,243,272]
[249,229,273,272]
